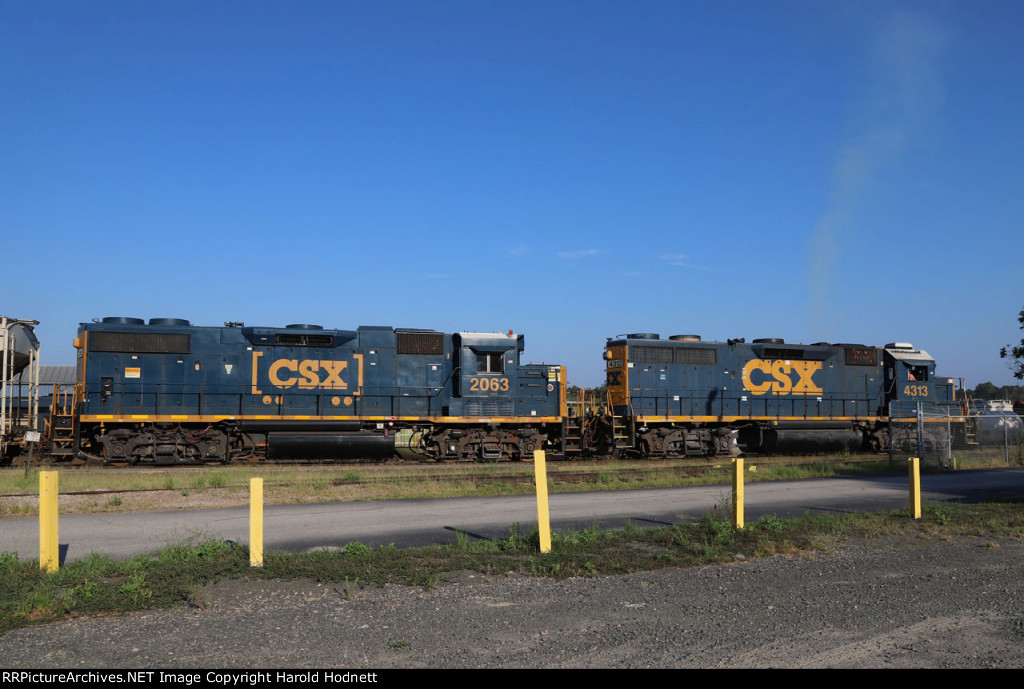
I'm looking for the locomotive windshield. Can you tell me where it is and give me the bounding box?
[475,351,505,373]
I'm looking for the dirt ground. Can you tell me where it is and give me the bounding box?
[0,487,248,515]
[3,534,1023,669]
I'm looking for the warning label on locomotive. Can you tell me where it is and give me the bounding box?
[125,367,141,379]
[740,359,823,396]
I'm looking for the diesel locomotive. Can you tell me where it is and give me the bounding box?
[12,316,970,465]
[603,333,960,458]
[64,317,566,464]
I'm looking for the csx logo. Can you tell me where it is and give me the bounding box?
[269,359,349,389]
[741,359,823,396]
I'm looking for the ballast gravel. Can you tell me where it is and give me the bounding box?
[3,535,1024,669]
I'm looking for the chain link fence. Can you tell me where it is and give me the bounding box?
[888,401,1024,470]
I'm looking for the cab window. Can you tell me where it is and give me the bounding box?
[904,363,928,381]
[476,351,504,373]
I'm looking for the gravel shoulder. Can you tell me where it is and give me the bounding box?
[3,534,1023,669]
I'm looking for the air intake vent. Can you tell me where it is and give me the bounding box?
[90,332,191,354]
[397,332,444,355]
[466,400,513,415]
[630,346,673,364]
[674,348,717,365]
[845,347,878,366]
[275,333,334,347]
[763,348,806,360]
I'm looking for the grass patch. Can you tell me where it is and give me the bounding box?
[954,446,1024,468]
[3,501,1024,634]
[0,452,1018,516]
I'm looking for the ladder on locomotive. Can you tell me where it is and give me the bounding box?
[609,392,632,455]
[563,388,590,457]
[562,388,633,457]
[960,388,980,446]
[563,388,609,458]
[47,383,78,459]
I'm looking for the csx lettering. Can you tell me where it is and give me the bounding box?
[268,359,348,389]
[741,359,823,396]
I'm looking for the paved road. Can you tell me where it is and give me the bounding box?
[3,468,1023,563]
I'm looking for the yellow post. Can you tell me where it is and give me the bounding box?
[908,457,921,519]
[534,450,552,553]
[732,458,744,529]
[250,477,264,567]
[39,471,59,573]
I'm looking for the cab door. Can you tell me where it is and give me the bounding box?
[884,355,933,412]
[461,345,514,416]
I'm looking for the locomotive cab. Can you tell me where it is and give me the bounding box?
[883,343,955,413]
[453,332,523,416]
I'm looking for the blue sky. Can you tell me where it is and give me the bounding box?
[2,0,1021,388]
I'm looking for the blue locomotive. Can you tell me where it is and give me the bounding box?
[37,318,968,464]
[603,333,960,457]
[69,317,566,464]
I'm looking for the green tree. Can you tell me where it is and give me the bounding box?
[971,382,1024,401]
[972,381,1000,399]
[1001,307,1024,380]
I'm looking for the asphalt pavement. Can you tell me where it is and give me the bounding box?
[3,467,1024,563]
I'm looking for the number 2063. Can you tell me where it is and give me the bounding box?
[469,377,509,392]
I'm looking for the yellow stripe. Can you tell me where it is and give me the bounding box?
[891,417,966,423]
[80,414,564,424]
[637,415,869,423]
[639,415,968,424]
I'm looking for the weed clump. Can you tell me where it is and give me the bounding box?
[343,542,371,556]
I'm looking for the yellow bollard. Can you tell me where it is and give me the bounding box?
[533,450,552,553]
[732,458,744,529]
[39,471,59,573]
[908,457,921,519]
[250,477,264,567]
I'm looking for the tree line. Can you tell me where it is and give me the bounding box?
[970,381,1024,402]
